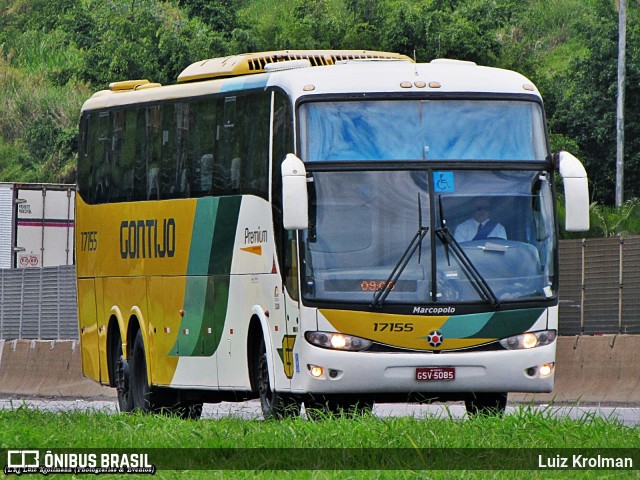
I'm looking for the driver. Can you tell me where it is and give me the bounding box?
[454,198,506,242]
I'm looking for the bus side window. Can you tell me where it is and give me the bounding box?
[216,97,240,195]
[133,107,148,201]
[174,102,190,197]
[78,114,93,203]
[239,93,269,196]
[159,103,176,199]
[92,111,110,203]
[120,109,137,202]
[200,154,214,192]
[146,106,162,200]
[187,98,217,197]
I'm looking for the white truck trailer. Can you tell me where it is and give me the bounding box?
[0,183,75,269]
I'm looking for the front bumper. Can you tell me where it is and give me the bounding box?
[291,341,556,395]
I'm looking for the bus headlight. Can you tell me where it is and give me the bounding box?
[499,330,557,350]
[305,331,372,351]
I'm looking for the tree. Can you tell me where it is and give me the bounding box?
[549,1,640,204]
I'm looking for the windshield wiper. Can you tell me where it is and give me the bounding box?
[371,195,428,309]
[435,195,500,308]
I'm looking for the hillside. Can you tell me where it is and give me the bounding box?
[0,0,637,208]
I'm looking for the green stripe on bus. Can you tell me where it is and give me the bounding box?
[474,308,545,339]
[439,308,544,339]
[186,198,219,275]
[203,275,230,356]
[438,312,494,338]
[209,196,242,275]
[169,276,209,356]
[171,196,242,357]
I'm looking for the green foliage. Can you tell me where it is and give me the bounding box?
[0,405,638,478]
[587,199,640,238]
[79,0,229,86]
[546,1,640,205]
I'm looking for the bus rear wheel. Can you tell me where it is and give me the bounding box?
[465,392,508,416]
[112,333,133,413]
[257,341,300,419]
[130,329,152,412]
[129,330,202,419]
[115,352,133,412]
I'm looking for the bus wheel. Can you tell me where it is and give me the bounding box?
[115,347,134,413]
[257,341,300,419]
[465,392,508,416]
[130,329,152,413]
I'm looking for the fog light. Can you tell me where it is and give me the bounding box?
[309,365,324,378]
[539,363,554,377]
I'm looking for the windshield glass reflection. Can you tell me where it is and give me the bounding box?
[300,100,548,162]
[302,170,556,305]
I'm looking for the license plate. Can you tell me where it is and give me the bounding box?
[415,367,455,381]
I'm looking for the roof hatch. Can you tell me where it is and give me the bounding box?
[177,50,413,82]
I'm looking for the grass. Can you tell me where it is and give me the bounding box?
[1,405,639,478]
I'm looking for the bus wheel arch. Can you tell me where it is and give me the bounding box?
[247,314,300,419]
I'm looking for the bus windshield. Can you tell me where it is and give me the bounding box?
[301,170,556,305]
[299,99,548,162]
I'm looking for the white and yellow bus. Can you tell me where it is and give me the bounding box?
[76,50,589,418]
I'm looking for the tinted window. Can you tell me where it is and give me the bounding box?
[78,90,271,204]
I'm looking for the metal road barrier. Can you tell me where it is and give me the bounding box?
[559,236,640,335]
[0,266,77,340]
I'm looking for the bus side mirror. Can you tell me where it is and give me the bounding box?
[281,153,308,230]
[557,151,590,232]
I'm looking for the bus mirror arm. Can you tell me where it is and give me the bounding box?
[281,153,309,230]
[555,151,590,232]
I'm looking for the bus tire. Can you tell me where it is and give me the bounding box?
[465,392,508,416]
[111,330,133,413]
[257,340,300,419]
[130,329,153,413]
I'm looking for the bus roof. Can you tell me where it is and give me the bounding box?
[81,52,541,112]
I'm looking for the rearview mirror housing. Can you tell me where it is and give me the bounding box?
[281,154,308,230]
[557,151,589,232]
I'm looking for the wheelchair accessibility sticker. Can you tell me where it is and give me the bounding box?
[434,172,454,192]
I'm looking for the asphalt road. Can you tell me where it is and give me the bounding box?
[1,397,639,425]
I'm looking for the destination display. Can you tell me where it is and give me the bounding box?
[323,279,418,293]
